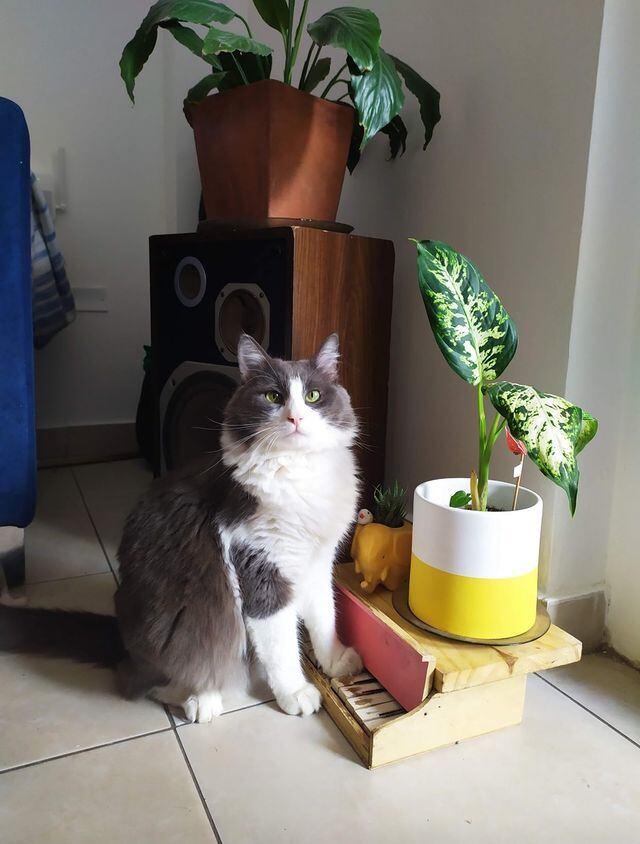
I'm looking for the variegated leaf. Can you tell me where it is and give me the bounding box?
[576,411,598,454]
[486,381,597,515]
[414,240,518,385]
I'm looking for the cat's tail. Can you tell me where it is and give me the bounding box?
[0,604,126,667]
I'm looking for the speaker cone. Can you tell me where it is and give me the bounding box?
[162,370,237,472]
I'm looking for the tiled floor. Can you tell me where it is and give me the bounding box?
[1,460,639,843]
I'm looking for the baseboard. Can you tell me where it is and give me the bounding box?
[543,590,606,653]
[37,422,138,468]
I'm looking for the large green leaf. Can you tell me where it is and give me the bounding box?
[575,411,598,454]
[120,0,237,101]
[202,27,272,58]
[301,57,332,93]
[350,49,404,147]
[307,7,381,71]
[252,0,289,35]
[380,114,407,160]
[216,50,272,90]
[414,240,518,385]
[389,54,441,149]
[185,71,227,103]
[486,382,596,515]
[159,20,221,68]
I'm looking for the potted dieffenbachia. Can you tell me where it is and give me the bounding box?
[119,1,440,223]
[408,240,597,640]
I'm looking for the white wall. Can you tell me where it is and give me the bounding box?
[550,0,640,662]
[329,0,603,582]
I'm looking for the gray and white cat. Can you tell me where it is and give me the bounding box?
[1,334,362,722]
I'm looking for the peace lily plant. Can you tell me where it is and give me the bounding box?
[413,240,598,515]
[120,1,441,170]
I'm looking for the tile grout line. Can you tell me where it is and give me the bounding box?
[70,466,119,585]
[535,673,640,749]
[173,696,276,728]
[167,708,224,844]
[0,726,173,776]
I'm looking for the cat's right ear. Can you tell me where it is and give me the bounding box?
[237,334,269,381]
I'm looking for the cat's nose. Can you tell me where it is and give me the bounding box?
[288,414,303,427]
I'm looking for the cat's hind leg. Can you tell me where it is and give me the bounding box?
[182,689,224,723]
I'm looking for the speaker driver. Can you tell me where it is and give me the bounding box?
[161,365,239,472]
[215,283,270,362]
[174,257,206,307]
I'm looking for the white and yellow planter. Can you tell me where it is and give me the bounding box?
[409,478,542,640]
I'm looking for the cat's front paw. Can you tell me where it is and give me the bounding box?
[322,644,363,679]
[276,682,322,716]
[182,690,224,723]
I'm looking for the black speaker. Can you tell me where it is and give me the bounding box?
[149,229,292,475]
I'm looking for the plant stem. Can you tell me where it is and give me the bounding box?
[290,0,310,73]
[475,384,489,510]
[236,14,253,38]
[231,53,249,85]
[298,42,317,89]
[319,63,348,98]
[283,0,296,84]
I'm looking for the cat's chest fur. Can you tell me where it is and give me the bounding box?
[225,445,358,585]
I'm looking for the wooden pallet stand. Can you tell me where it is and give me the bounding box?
[303,563,581,769]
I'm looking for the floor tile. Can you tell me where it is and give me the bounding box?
[0,731,215,843]
[540,652,640,744]
[180,675,640,844]
[25,469,110,583]
[73,460,152,572]
[0,574,169,771]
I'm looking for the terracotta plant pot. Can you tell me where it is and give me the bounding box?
[409,478,543,640]
[351,521,413,594]
[185,79,355,223]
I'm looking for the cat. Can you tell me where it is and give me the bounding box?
[0,333,362,722]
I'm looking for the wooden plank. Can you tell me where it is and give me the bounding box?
[336,581,434,710]
[335,563,582,693]
[370,675,527,768]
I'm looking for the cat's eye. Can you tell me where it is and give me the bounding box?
[305,389,321,404]
[265,390,282,404]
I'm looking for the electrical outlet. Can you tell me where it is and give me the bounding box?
[73,287,108,313]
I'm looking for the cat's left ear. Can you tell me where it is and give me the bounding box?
[314,333,340,381]
[237,334,270,381]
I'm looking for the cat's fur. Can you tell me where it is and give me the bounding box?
[0,334,362,722]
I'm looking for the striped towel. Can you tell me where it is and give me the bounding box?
[31,172,75,348]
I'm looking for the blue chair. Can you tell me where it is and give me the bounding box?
[0,97,36,589]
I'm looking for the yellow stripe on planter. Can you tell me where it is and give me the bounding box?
[409,554,538,640]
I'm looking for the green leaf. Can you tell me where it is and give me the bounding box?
[185,71,227,103]
[307,7,381,71]
[202,27,273,58]
[414,240,518,386]
[380,114,407,159]
[216,50,272,90]
[575,411,598,454]
[486,382,596,515]
[350,49,404,147]
[450,490,472,509]
[301,57,332,93]
[389,54,441,149]
[346,119,364,173]
[252,0,289,35]
[159,21,221,68]
[120,0,237,101]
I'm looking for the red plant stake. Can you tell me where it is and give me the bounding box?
[505,429,527,510]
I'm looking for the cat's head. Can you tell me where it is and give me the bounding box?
[222,334,357,457]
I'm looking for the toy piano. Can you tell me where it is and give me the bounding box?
[302,562,581,769]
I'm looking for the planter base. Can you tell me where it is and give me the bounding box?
[302,563,581,768]
[393,581,550,645]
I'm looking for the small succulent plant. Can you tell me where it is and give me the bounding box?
[373,481,407,528]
